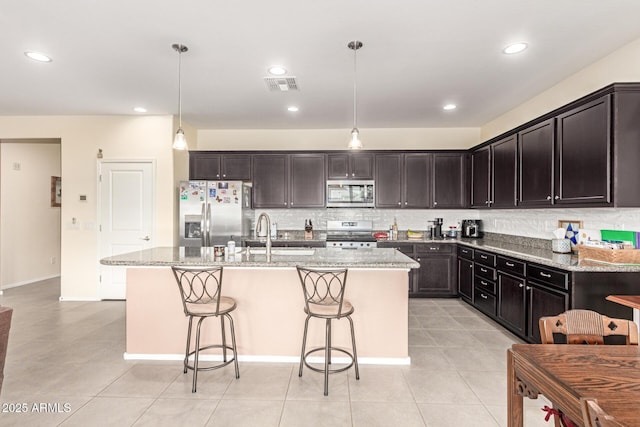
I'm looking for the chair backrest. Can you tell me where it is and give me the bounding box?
[580,398,625,427]
[0,306,13,394]
[296,267,348,317]
[539,309,639,345]
[171,266,224,316]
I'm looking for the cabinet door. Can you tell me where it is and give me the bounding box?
[351,153,374,179]
[189,153,221,180]
[518,119,554,207]
[526,281,569,343]
[327,154,350,179]
[375,153,403,208]
[497,272,526,336]
[458,258,473,300]
[403,153,431,208]
[433,153,466,208]
[491,136,517,208]
[252,154,288,208]
[555,96,611,206]
[471,147,490,207]
[221,154,252,181]
[415,254,455,296]
[290,154,326,208]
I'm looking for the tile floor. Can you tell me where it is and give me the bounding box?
[0,278,553,426]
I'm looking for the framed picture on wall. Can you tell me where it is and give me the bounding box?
[51,176,61,207]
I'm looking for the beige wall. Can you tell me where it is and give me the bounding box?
[1,141,61,287]
[196,127,480,151]
[0,115,176,300]
[482,37,640,141]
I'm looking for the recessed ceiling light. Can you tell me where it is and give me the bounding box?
[443,104,457,111]
[503,43,528,55]
[268,66,287,76]
[287,106,299,112]
[133,107,148,113]
[24,51,52,62]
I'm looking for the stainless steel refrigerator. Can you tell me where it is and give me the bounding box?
[179,181,252,247]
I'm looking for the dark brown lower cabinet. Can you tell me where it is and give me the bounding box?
[526,281,569,343]
[497,272,527,336]
[458,258,473,301]
[414,244,456,297]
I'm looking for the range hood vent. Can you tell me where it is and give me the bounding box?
[264,77,299,91]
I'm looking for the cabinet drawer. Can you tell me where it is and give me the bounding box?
[416,244,453,254]
[475,276,496,294]
[497,256,525,277]
[474,287,496,317]
[474,250,496,266]
[457,246,474,260]
[527,264,569,290]
[475,264,497,281]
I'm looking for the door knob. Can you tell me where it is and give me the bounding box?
[140,236,150,241]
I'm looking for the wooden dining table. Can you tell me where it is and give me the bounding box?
[508,344,640,427]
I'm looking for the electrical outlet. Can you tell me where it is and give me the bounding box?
[50,256,56,265]
[12,162,21,171]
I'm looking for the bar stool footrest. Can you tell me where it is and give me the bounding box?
[303,346,355,374]
[184,344,237,372]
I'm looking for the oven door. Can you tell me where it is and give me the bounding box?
[326,180,375,207]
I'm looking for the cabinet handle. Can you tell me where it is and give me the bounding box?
[480,293,488,299]
[404,201,407,205]
[505,262,515,267]
[480,255,488,259]
[554,195,560,200]
[546,195,551,200]
[429,247,438,251]
[462,249,469,254]
[222,174,226,178]
[526,286,532,291]
[480,267,487,273]
[351,172,355,177]
[540,272,551,278]
[519,283,524,288]
[469,264,473,269]
[480,280,488,286]
[417,258,421,261]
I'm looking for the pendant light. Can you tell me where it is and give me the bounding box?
[347,40,363,150]
[172,43,189,150]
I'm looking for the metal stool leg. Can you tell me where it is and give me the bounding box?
[192,316,206,393]
[299,315,311,377]
[221,315,227,363]
[324,318,330,396]
[225,313,240,379]
[184,316,194,374]
[348,315,360,380]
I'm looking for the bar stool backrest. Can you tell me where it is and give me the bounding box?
[296,267,348,317]
[171,266,224,316]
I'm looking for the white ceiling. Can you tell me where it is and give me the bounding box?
[4,0,640,130]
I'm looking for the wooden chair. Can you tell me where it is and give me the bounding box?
[539,309,639,345]
[580,398,625,427]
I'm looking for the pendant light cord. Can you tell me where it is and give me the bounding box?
[178,47,183,128]
[353,41,357,130]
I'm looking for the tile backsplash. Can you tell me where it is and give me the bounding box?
[252,207,640,239]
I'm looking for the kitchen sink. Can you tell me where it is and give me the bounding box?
[248,248,316,256]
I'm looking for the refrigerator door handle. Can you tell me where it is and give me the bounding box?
[206,202,212,247]
[200,202,206,246]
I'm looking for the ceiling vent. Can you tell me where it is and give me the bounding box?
[264,76,299,91]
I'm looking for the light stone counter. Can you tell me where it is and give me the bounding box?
[100,246,420,269]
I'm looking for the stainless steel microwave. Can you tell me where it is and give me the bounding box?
[326,180,375,207]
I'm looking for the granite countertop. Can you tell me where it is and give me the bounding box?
[100,246,420,269]
[383,236,640,273]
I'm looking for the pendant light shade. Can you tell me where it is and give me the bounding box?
[348,40,363,150]
[172,43,189,150]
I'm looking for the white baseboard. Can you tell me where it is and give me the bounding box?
[123,352,410,365]
[58,296,102,302]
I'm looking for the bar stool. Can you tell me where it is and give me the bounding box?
[296,266,359,396]
[171,266,239,392]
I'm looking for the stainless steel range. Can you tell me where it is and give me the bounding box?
[325,220,377,249]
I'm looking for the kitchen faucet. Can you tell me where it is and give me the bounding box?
[256,212,272,261]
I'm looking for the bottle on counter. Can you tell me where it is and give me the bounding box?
[227,239,236,261]
[271,222,278,238]
[392,218,399,240]
[389,225,394,240]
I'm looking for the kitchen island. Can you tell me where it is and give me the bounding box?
[101,247,419,364]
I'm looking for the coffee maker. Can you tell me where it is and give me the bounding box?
[461,219,482,238]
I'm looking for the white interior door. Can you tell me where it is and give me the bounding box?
[99,161,154,299]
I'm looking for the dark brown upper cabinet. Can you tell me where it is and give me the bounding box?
[189,152,252,181]
[555,95,611,206]
[375,153,404,208]
[471,147,491,208]
[375,153,433,209]
[518,118,555,207]
[252,154,289,208]
[491,135,518,208]
[432,153,467,208]
[289,153,326,208]
[327,153,374,179]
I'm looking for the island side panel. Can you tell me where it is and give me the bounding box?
[126,267,409,361]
